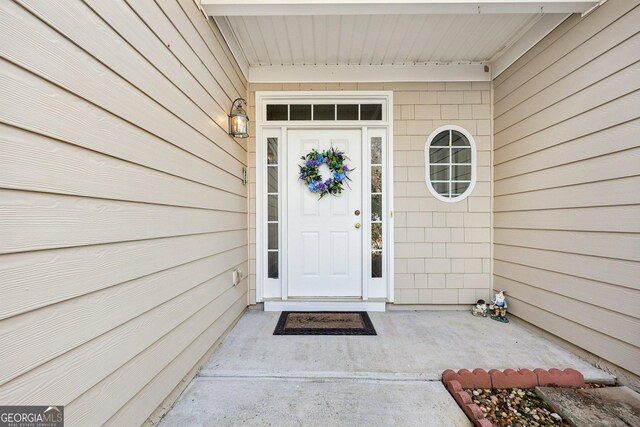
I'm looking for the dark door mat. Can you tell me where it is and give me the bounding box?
[273,311,377,335]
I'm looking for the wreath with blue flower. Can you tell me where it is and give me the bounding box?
[298,148,352,199]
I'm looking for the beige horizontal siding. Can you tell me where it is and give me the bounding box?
[0,58,244,194]
[494,176,640,211]
[495,229,640,262]
[493,260,640,318]
[0,0,247,425]
[0,189,246,254]
[0,246,247,385]
[0,126,246,211]
[493,0,638,100]
[104,295,247,427]
[0,232,245,319]
[505,296,640,377]
[494,244,639,291]
[493,0,640,377]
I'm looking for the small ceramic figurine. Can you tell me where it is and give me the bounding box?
[490,290,509,323]
[471,299,488,317]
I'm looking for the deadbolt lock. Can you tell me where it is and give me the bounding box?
[354,210,361,216]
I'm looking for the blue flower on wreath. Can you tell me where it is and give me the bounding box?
[299,147,353,199]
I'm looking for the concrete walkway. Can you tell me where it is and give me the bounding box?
[159,310,612,426]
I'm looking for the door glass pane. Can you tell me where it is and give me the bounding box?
[360,104,382,120]
[337,104,358,120]
[268,252,278,278]
[371,137,382,164]
[371,194,382,221]
[452,147,471,163]
[371,252,382,278]
[266,104,287,121]
[313,104,335,120]
[452,164,471,180]
[268,223,278,250]
[268,195,278,221]
[431,130,449,146]
[267,166,278,193]
[371,223,382,250]
[430,147,450,163]
[430,164,449,180]
[371,166,382,193]
[267,137,278,164]
[290,104,311,120]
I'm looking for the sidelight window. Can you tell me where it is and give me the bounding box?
[370,136,383,278]
[266,137,279,278]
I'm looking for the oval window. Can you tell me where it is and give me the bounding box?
[424,125,476,202]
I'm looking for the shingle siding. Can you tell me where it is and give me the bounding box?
[247,81,493,305]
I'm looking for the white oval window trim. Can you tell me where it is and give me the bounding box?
[424,124,477,203]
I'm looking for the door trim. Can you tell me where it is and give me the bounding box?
[255,91,394,307]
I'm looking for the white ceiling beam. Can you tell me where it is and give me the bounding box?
[248,64,491,83]
[201,1,598,16]
[490,13,570,78]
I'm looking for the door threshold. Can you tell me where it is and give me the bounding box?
[263,300,386,312]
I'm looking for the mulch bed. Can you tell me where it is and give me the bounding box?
[441,368,591,427]
[465,387,568,426]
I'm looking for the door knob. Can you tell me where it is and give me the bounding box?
[354,210,360,216]
[355,223,361,229]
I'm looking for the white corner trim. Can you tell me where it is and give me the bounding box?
[213,16,249,80]
[249,64,490,83]
[490,13,571,79]
[201,1,598,16]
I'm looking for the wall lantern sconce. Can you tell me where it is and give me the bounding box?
[228,98,249,138]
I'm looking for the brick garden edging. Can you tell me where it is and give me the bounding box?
[442,368,585,427]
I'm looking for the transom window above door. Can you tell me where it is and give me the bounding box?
[424,125,476,202]
[266,103,383,121]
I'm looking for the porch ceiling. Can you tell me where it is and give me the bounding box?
[221,13,548,66]
[202,1,601,81]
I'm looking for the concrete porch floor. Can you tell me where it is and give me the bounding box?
[159,310,612,426]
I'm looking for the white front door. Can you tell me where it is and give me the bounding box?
[287,129,362,297]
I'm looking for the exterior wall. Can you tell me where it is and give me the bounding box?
[247,82,492,305]
[493,0,640,377]
[0,1,248,425]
